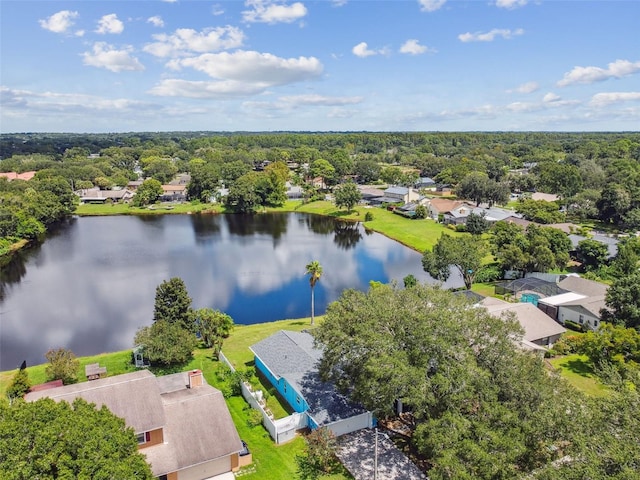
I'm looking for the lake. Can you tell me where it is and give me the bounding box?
[0,213,462,369]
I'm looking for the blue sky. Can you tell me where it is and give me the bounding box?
[1,0,639,133]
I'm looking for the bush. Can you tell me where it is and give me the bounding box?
[549,334,586,355]
[564,320,586,333]
[246,408,263,427]
[364,211,374,222]
[6,368,31,400]
[455,224,467,232]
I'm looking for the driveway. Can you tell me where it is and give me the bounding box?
[336,428,427,480]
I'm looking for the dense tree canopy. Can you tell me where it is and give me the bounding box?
[333,181,361,212]
[313,284,596,479]
[153,277,193,331]
[422,234,486,289]
[0,397,154,479]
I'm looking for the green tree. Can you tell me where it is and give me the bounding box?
[141,156,177,184]
[601,271,640,329]
[354,158,381,183]
[403,274,418,288]
[45,347,80,385]
[134,320,197,366]
[314,283,584,479]
[465,212,491,235]
[296,427,340,480]
[6,366,30,400]
[576,239,609,272]
[422,234,486,289]
[225,172,260,213]
[305,260,323,325]
[133,178,163,207]
[310,159,335,188]
[193,308,234,358]
[153,277,193,331]
[414,204,427,219]
[0,397,154,479]
[333,181,361,212]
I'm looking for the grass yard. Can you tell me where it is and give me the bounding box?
[548,354,609,397]
[75,202,222,216]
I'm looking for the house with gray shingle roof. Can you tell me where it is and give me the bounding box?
[26,369,247,479]
[250,330,374,437]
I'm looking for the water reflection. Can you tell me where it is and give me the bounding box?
[0,213,463,369]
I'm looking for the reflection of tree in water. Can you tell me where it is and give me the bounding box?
[0,251,29,302]
[190,214,221,244]
[304,214,335,235]
[333,221,362,250]
[224,213,288,241]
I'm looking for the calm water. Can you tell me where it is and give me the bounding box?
[0,213,462,369]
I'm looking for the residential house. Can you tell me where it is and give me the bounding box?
[285,181,304,199]
[357,186,385,204]
[427,198,466,221]
[250,330,375,437]
[160,184,187,202]
[414,177,436,189]
[76,187,135,203]
[432,184,453,196]
[25,369,248,480]
[568,233,619,259]
[371,186,421,206]
[481,298,567,348]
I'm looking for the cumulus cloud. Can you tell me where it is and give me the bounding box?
[151,50,323,98]
[418,0,446,12]
[557,59,640,86]
[458,28,524,42]
[168,50,322,84]
[95,14,124,34]
[39,10,79,34]
[590,92,640,107]
[352,42,388,58]
[242,0,307,24]
[509,81,539,94]
[543,92,561,103]
[82,42,144,72]
[399,39,433,55]
[144,26,245,57]
[495,0,528,9]
[147,16,164,28]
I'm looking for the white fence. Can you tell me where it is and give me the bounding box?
[219,351,307,444]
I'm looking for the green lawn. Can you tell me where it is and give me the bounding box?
[75,202,222,216]
[548,354,609,397]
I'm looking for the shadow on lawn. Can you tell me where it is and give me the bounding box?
[561,357,595,378]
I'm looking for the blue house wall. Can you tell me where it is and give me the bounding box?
[254,355,309,414]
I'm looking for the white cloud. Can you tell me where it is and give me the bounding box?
[161,0,178,3]
[82,42,144,72]
[144,26,245,57]
[169,50,322,84]
[39,10,78,34]
[509,81,539,94]
[418,0,446,12]
[399,39,433,55]
[458,28,524,42]
[212,4,225,15]
[590,92,640,107]
[543,92,561,103]
[95,14,124,35]
[278,94,363,106]
[149,79,268,98]
[331,0,348,6]
[352,42,384,58]
[495,0,528,9]
[242,0,308,24]
[147,16,164,28]
[557,59,640,87]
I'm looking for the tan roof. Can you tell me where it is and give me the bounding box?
[0,171,36,181]
[483,302,566,343]
[143,377,242,476]
[558,276,608,297]
[531,192,559,202]
[428,198,465,214]
[25,370,165,434]
[25,370,242,477]
[558,294,607,317]
[162,185,187,193]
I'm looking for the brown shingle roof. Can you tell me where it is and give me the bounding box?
[25,370,165,434]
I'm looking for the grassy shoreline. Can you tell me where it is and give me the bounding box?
[76,199,457,253]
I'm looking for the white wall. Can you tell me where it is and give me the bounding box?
[177,456,231,480]
[324,411,374,437]
[558,306,600,330]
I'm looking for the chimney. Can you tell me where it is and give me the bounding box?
[188,369,203,389]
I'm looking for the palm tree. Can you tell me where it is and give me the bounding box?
[305,260,323,325]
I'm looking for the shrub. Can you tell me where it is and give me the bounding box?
[246,408,263,427]
[455,224,467,232]
[474,264,502,283]
[564,320,586,333]
[6,368,31,400]
[364,211,374,222]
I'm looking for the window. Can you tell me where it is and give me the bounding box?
[579,315,584,324]
[594,321,599,327]
[296,395,300,404]
[283,383,287,393]
[136,432,151,445]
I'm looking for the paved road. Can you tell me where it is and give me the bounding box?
[336,428,427,480]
